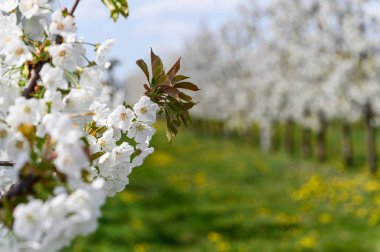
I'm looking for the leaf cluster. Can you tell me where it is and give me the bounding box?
[136,49,200,142]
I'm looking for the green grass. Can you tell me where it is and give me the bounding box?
[65,123,380,252]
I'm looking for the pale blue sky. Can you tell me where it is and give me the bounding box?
[61,0,245,80]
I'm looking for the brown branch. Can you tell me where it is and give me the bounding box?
[22,62,44,98]
[0,175,39,207]
[70,0,82,16]
[6,175,39,200]
[0,161,14,167]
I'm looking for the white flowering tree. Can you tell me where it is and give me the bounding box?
[0,0,198,251]
[184,0,380,172]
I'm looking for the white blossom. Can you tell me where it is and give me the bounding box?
[0,0,18,12]
[107,105,135,131]
[42,90,64,112]
[49,43,84,72]
[127,121,156,143]
[112,142,134,163]
[19,0,49,19]
[132,145,154,168]
[90,101,109,127]
[133,96,160,123]
[54,142,89,179]
[40,64,68,90]
[3,40,32,67]
[49,10,76,39]
[13,199,47,241]
[98,129,116,152]
[96,39,115,66]
[7,97,42,128]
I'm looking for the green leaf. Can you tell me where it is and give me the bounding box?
[174,82,200,91]
[179,114,188,127]
[182,102,196,110]
[151,49,165,81]
[136,59,150,82]
[172,119,181,127]
[167,102,182,114]
[91,152,106,161]
[183,110,192,123]
[172,75,190,83]
[178,92,193,102]
[165,110,178,143]
[101,0,129,22]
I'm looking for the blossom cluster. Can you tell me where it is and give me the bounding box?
[0,1,169,251]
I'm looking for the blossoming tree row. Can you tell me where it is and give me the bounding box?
[183,0,380,173]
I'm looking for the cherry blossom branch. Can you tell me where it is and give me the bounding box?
[22,0,82,99]
[2,0,86,208]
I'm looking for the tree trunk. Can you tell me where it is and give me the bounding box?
[301,128,312,158]
[272,122,280,152]
[316,112,327,162]
[341,121,353,168]
[251,124,260,147]
[192,118,200,133]
[198,119,206,136]
[284,119,295,154]
[260,121,272,152]
[207,120,214,135]
[365,102,377,174]
[217,121,224,137]
[220,121,230,139]
[211,120,218,136]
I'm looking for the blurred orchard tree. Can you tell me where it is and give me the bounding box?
[183,0,380,174]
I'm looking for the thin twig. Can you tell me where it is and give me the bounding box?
[0,161,14,167]
[69,0,81,16]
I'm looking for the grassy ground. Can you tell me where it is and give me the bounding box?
[65,123,380,252]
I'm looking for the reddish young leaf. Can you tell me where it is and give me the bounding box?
[143,84,150,91]
[167,58,181,81]
[162,85,180,100]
